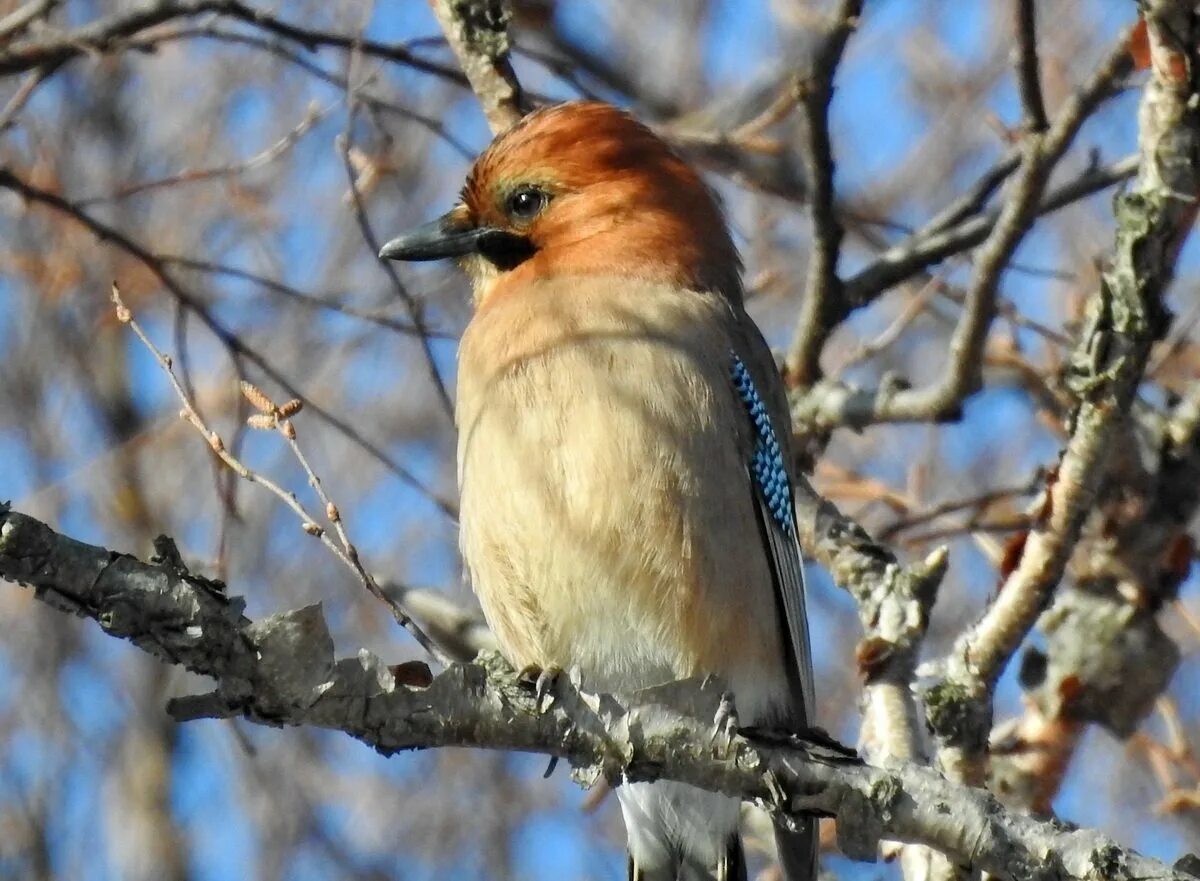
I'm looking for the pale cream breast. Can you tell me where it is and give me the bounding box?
[456,276,789,717]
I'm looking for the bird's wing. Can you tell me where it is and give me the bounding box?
[727,310,819,881]
[727,315,815,724]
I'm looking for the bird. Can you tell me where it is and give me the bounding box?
[379,100,815,881]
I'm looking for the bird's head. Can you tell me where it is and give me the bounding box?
[379,101,741,305]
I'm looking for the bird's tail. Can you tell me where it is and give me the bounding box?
[620,783,745,881]
[626,824,817,881]
[627,836,747,881]
[773,817,818,881]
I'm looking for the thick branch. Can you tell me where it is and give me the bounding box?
[0,505,1193,881]
[793,477,947,875]
[785,0,862,387]
[427,0,525,134]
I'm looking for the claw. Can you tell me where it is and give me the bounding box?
[517,663,563,712]
[711,690,739,747]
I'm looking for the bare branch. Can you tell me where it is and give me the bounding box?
[77,100,337,206]
[0,505,1193,881]
[818,37,1133,426]
[0,0,468,81]
[840,153,1137,313]
[427,0,525,134]
[791,158,1137,432]
[0,0,59,43]
[784,0,862,387]
[0,165,458,518]
[110,285,453,666]
[1013,0,1049,133]
[337,66,455,420]
[928,1,1199,785]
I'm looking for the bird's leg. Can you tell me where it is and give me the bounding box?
[517,663,563,713]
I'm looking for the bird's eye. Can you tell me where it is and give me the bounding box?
[505,187,547,221]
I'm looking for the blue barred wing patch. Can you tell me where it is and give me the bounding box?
[729,353,794,530]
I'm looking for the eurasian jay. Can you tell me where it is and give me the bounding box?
[380,101,815,881]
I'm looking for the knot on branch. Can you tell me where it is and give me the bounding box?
[452,0,512,60]
[922,679,992,753]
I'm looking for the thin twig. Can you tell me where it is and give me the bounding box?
[120,23,475,158]
[916,151,1022,242]
[879,478,1041,541]
[338,60,455,420]
[0,0,58,42]
[161,254,457,340]
[0,0,469,82]
[1013,0,1049,133]
[0,165,458,517]
[834,277,941,371]
[842,152,1137,309]
[0,61,59,131]
[78,100,337,206]
[110,283,452,666]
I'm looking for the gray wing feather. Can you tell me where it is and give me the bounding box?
[729,313,815,722]
[731,312,818,881]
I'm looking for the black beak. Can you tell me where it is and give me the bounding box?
[379,211,535,268]
[378,212,489,261]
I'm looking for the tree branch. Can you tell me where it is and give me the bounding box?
[0,0,468,82]
[1013,0,1049,133]
[784,0,862,387]
[427,0,526,134]
[839,153,1137,316]
[0,505,1194,881]
[792,37,1133,432]
[927,0,1199,786]
[793,476,946,876]
[0,164,458,518]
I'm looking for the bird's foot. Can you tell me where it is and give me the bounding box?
[711,689,739,747]
[517,663,563,713]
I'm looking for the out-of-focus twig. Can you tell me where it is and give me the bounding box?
[1013,0,1048,133]
[0,60,58,131]
[0,0,468,81]
[78,100,337,206]
[0,165,458,518]
[338,47,455,420]
[0,0,59,43]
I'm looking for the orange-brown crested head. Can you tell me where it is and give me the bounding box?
[379,101,742,304]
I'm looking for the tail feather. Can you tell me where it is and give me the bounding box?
[774,817,818,881]
[627,835,747,881]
